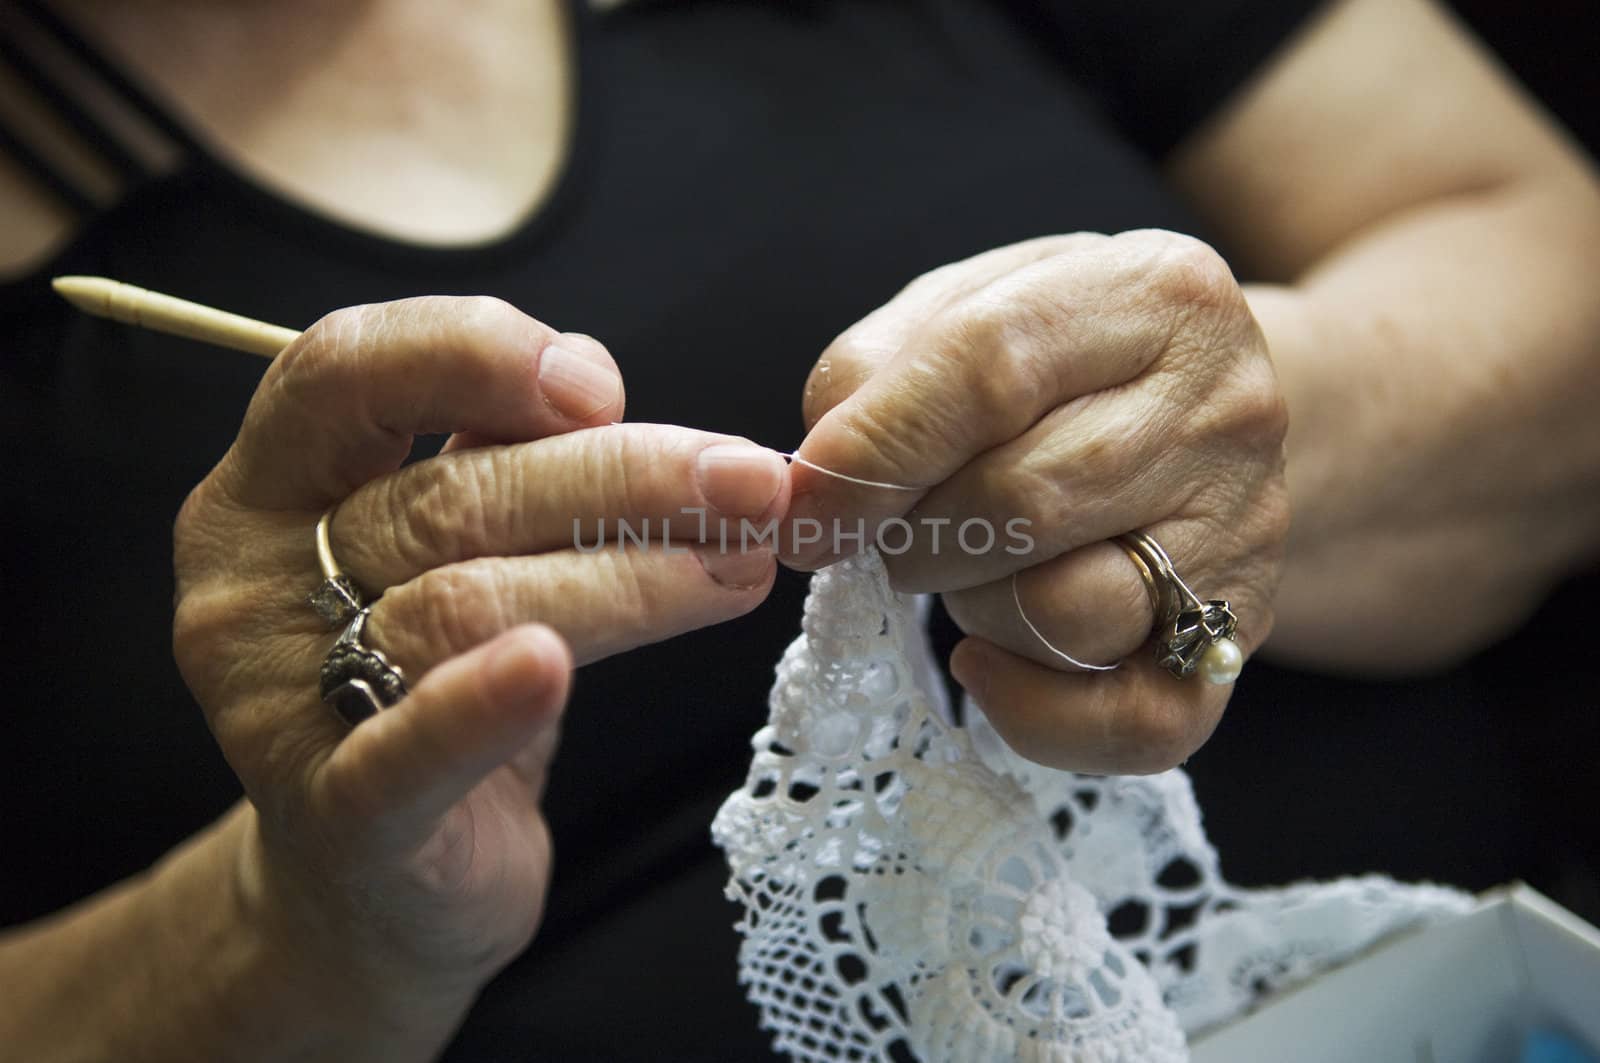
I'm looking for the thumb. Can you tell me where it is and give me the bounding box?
[314,624,572,854]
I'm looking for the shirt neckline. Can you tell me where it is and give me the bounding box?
[52,0,602,277]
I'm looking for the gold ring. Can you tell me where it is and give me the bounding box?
[1114,531,1242,684]
[307,506,366,628]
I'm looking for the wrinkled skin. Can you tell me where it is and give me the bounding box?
[172,296,789,1010]
[785,230,1290,774]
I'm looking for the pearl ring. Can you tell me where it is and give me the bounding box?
[1115,531,1243,685]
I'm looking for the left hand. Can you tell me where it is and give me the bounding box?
[782,230,1290,774]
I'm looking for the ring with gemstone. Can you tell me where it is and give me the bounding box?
[1114,531,1242,685]
[307,506,366,628]
[320,608,408,727]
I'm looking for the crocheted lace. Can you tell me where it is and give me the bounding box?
[712,550,1471,1062]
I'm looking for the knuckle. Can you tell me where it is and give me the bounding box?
[448,295,531,376]
[172,481,217,579]
[266,305,380,414]
[1239,358,1291,447]
[1019,423,1143,534]
[394,563,508,659]
[896,255,973,300]
[291,305,372,373]
[1209,329,1286,414]
[835,394,951,487]
[171,589,234,698]
[1129,234,1245,336]
[943,295,1015,365]
[607,428,663,520]
[455,294,525,337]
[385,457,506,572]
[603,551,661,629]
[1189,354,1289,456]
[607,436,643,517]
[300,304,366,349]
[1166,345,1285,477]
[937,298,1055,428]
[170,482,258,687]
[1141,232,1236,300]
[1005,458,1074,539]
[804,335,883,429]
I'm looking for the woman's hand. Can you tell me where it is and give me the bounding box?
[784,230,1289,775]
[172,297,789,1056]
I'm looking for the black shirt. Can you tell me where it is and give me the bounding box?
[8,2,1592,1059]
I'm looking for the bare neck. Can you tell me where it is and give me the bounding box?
[51,0,573,246]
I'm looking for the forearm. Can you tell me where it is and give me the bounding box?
[0,802,473,1062]
[1248,171,1600,671]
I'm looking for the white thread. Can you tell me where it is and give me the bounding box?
[1011,571,1120,672]
[783,452,923,491]
[778,449,1118,672]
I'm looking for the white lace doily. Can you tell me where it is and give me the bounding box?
[712,550,1471,1062]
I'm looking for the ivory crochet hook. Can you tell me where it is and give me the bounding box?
[51,275,301,358]
[51,277,924,504]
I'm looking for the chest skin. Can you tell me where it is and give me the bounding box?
[12,0,572,256]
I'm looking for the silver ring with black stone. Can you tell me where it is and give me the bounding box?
[320,608,408,727]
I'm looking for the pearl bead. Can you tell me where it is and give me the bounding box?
[1197,638,1244,685]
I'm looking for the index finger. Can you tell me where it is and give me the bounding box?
[217,296,625,510]
[784,241,1177,569]
[799,233,1111,430]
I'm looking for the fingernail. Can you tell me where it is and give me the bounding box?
[696,444,784,517]
[696,545,774,590]
[539,344,619,420]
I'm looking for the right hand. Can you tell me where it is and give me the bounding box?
[171,297,789,1052]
